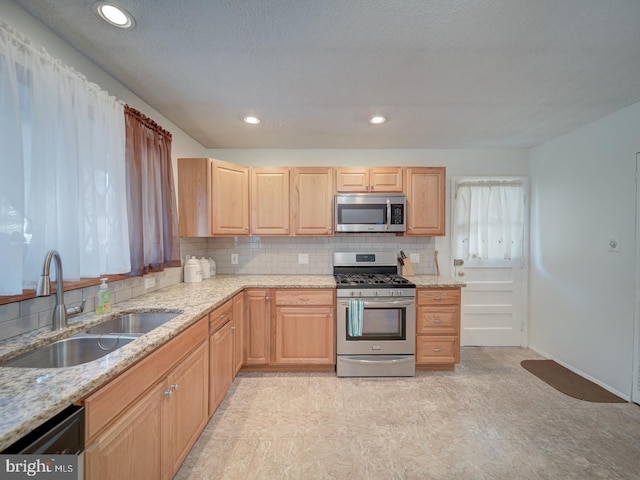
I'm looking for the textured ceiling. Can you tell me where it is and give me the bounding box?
[11,0,640,149]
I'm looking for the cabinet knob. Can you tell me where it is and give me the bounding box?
[265,296,270,301]
[171,383,179,390]
[164,390,174,397]
[434,296,442,300]
[231,326,236,330]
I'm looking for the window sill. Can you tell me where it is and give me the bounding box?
[0,274,132,306]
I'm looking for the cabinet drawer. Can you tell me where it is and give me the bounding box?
[275,289,334,306]
[417,289,460,305]
[416,336,459,364]
[416,306,459,335]
[209,300,233,333]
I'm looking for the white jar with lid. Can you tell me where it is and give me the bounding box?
[200,257,211,279]
[184,255,203,283]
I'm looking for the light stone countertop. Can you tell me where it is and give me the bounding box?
[0,273,463,450]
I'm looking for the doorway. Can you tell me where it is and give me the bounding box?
[451,177,529,347]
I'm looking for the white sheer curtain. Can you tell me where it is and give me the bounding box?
[0,21,130,295]
[452,180,525,261]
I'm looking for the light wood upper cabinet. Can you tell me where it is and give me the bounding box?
[336,167,403,192]
[250,167,290,235]
[213,160,250,235]
[177,158,249,236]
[291,167,334,235]
[405,167,446,236]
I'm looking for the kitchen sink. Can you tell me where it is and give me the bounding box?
[85,312,179,335]
[0,334,137,368]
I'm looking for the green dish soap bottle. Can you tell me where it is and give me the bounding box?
[96,278,112,314]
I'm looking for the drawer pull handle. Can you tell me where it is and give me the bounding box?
[432,348,442,352]
[299,297,309,302]
[432,319,442,324]
[433,296,443,300]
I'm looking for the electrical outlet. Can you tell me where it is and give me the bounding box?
[231,253,239,264]
[298,254,309,264]
[410,253,420,263]
[144,277,156,289]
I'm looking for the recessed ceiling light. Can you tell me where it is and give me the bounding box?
[95,2,135,28]
[369,115,386,125]
[243,116,261,125]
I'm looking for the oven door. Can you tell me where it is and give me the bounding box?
[336,297,415,355]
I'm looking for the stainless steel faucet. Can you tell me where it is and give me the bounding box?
[37,250,86,330]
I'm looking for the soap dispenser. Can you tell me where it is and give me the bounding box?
[96,278,112,315]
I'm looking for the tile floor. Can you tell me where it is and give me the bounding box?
[175,348,640,480]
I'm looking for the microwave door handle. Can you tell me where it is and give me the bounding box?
[386,198,391,230]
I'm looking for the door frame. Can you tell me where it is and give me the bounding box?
[633,153,640,403]
[450,176,530,347]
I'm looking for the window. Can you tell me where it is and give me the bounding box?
[0,21,130,295]
[452,179,525,262]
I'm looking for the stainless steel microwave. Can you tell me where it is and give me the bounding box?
[335,193,406,233]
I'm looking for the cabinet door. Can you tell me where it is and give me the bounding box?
[245,289,271,365]
[167,341,209,477]
[369,167,403,192]
[232,292,245,376]
[273,306,335,365]
[251,167,290,235]
[335,167,369,192]
[209,321,234,415]
[177,158,212,237]
[405,167,446,236]
[212,159,250,235]
[85,382,165,480]
[291,167,334,235]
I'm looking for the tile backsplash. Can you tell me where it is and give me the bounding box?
[0,268,182,342]
[1,235,435,341]
[180,234,437,275]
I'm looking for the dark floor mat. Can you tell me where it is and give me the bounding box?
[521,359,626,403]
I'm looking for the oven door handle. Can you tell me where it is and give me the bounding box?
[339,357,414,365]
[338,299,415,308]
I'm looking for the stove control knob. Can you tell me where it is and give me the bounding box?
[397,290,403,297]
[374,291,378,296]
[358,291,362,297]
[350,291,355,297]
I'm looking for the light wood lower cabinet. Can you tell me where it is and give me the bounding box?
[415,288,461,370]
[232,292,245,375]
[209,319,233,415]
[273,289,335,365]
[84,319,209,480]
[244,289,271,365]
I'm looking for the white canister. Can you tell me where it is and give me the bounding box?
[200,257,211,279]
[209,257,216,276]
[184,256,203,283]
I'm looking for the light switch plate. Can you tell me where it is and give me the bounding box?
[144,277,156,289]
[410,253,420,263]
[298,254,309,264]
[231,253,239,264]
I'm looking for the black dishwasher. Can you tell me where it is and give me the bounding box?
[2,405,84,454]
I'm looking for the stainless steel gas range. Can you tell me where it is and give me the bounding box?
[333,252,416,377]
